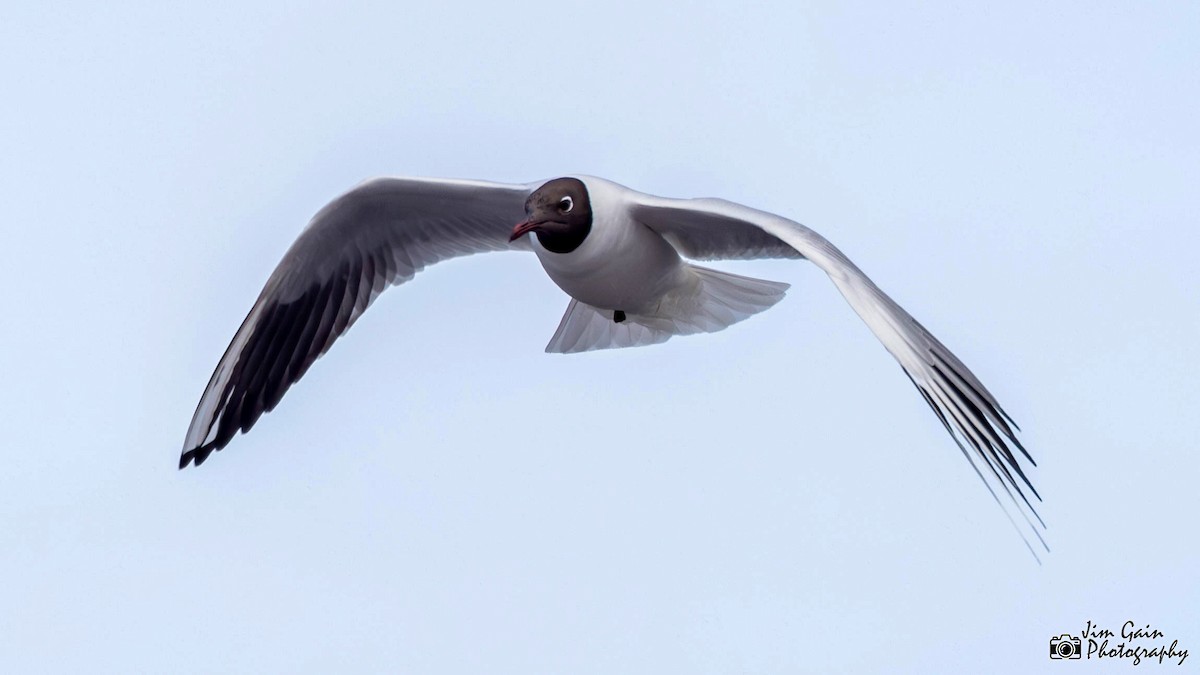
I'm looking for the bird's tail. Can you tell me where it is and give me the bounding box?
[544,265,789,354]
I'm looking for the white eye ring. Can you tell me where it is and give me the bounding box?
[559,196,573,212]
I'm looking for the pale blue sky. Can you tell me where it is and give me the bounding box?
[1,1,1196,673]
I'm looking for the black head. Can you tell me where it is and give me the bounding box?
[509,177,592,254]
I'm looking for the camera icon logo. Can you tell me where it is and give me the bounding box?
[1050,634,1082,660]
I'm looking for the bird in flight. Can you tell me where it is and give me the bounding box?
[181,175,1047,559]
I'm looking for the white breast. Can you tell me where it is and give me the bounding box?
[532,176,685,313]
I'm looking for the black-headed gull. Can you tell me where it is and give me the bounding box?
[181,175,1046,558]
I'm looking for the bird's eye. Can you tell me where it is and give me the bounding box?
[559,196,573,212]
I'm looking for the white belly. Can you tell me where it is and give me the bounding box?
[532,179,685,313]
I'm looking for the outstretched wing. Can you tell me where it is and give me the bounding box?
[181,177,534,468]
[629,192,1047,560]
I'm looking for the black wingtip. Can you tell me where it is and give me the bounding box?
[179,443,217,470]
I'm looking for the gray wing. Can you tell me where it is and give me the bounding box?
[181,176,535,468]
[630,192,1047,560]
[640,200,803,261]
